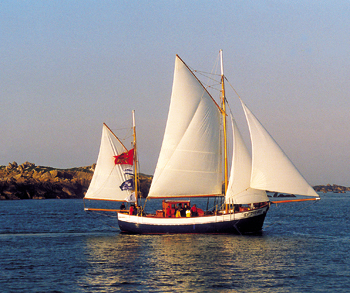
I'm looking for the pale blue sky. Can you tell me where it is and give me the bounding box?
[1,1,349,186]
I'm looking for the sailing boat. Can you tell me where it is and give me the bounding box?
[84,50,319,234]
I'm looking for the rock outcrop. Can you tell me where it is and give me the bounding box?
[0,161,152,200]
[0,162,93,200]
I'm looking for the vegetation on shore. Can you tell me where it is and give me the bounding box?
[313,184,350,193]
[0,161,348,200]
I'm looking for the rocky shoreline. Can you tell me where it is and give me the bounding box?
[0,162,151,200]
[0,161,348,200]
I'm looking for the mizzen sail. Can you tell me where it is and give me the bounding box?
[84,123,134,201]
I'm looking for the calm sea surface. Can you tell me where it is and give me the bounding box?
[0,193,349,292]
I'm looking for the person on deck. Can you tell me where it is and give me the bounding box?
[180,204,186,217]
[165,206,171,218]
[175,208,181,217]
[129,204,134,215]
[120,202,126,210]
[191,204,198,217]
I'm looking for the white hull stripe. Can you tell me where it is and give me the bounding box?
[118,207,268,226]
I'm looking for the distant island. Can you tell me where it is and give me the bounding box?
[0,161,348,200]
[313,184,350,193]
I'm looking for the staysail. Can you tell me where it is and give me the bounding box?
[241,100,319,197]
[148,55,222,198]
[84,123,134,201]
[225,115,268,204]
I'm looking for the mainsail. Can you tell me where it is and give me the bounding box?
[84,123,134,201]
[241,100,318,197]
[148,55,222,198]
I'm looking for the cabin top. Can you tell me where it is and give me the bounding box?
[162,200,190,209]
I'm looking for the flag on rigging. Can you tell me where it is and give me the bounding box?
[123,167,134,176]
[125,192,136,202]
[114,149,134,165]
[119,179,134,191]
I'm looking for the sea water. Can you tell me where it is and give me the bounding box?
[0,193,349,292]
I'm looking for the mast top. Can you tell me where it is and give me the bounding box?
[220,49,224,76]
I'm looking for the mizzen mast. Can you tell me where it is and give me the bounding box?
[132,110,138,207]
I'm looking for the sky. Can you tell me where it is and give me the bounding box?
[1,0,349,186]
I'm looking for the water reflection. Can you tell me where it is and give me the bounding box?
[79,233,311,292]
[78,195,350,292]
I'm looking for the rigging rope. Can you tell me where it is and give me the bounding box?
[224,76,242,100]
[111,126,134,147]
[189,52,223,94]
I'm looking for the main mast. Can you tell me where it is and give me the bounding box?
[132,110,138,207]
[220,50,228,202]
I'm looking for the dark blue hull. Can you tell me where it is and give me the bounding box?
[118,212,268,235]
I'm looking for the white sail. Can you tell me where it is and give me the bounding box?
[241,100,319,197]
[148,55,222,198]
[226,115,268,204]
[84,124,133,201]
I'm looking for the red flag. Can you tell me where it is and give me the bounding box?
[114,149,134,165]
